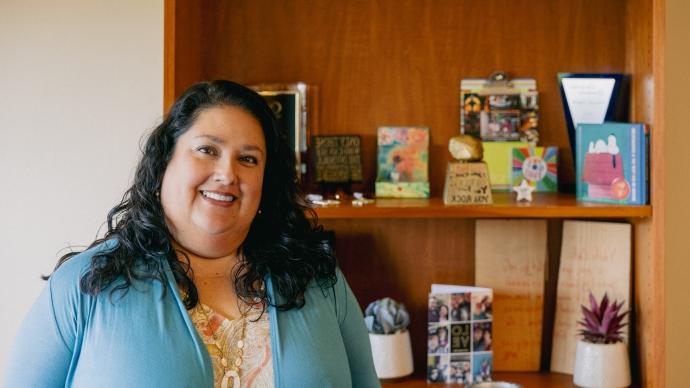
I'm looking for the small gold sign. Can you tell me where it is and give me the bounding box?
[312,135,363,183]
[443,162,493,205]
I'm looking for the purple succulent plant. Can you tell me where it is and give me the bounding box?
[578,292,629,344]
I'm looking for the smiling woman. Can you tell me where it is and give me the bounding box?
[161,105,267,260]
[4,80,380,388]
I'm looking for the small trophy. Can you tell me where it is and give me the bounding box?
[558,73,630,164]
[443,135,493,205]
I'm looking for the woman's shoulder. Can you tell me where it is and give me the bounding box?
[300,267,351,310]
[49,239,120,288]
[33,240,123,335]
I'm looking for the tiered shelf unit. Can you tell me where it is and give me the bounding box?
[165,0,664,385]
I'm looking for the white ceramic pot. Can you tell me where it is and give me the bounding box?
[573,340,631,388]
[368,330,414,379]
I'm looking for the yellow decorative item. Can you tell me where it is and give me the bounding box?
[482,141,529,190]
[449,135,483,162]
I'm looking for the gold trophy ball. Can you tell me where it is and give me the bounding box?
[449,135,483,162]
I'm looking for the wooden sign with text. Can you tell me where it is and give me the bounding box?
[443,162,493,205]
[550,221,631,374]
[475,220,547,371]
[312,135,363,183]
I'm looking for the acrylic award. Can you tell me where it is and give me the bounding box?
[558,73,630,163]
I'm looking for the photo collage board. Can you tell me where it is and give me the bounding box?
[427,285,493,385]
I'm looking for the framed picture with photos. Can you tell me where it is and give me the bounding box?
[251,83,308,177]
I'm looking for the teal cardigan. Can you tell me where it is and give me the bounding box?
[4,243,380,387]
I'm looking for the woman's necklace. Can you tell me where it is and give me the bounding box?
[199,304,249,388]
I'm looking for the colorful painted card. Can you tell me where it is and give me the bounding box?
[428,284,493,384]
[576,122,647,205]
[511,146,558,192]
[376,126,430,198]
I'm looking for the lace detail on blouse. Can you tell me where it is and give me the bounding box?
[189,303,274,388]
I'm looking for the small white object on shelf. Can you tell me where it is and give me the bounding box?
[311,199,340,207]
[352,192,374,207]
[305,193,323,202]
[306,193,340,207]
[513,179,535,202]
[369,330,414,379]
[573,341,631,388]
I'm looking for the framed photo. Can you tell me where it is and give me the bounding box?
[251,83,308,176]
[460,74,539,143]
[487,110,520,139]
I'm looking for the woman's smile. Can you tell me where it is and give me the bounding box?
[200,190,237,206]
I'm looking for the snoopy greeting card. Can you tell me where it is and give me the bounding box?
[576,122,647,205]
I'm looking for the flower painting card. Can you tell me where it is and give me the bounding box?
[376,127,430,198]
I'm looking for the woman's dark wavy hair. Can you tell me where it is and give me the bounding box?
[49,80,337,311]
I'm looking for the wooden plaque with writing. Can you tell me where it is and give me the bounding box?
[475,220,547,371]
[312,135,363,183]
[550,221,631,374]
[443,162,493,205]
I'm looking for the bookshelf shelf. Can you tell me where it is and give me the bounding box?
[381,371,576,387]
[313,192,652,219]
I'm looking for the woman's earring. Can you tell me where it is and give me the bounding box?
[257,209,262,215]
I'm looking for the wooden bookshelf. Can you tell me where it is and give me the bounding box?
[313,193,652,219]
[164,0,665,385]
[382,371,575,387]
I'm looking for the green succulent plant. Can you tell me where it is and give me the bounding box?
[364,297,410,335]
[578,292,629,344]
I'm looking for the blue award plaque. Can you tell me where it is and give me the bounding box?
[558,73,630,164]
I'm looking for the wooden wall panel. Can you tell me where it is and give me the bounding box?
[164,0,207,110]
[625,0,664,386]
[197,0,627,193]
[632,218,656,386]
[320,218,475,371]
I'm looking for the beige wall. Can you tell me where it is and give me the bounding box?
[666,0,690,385]
[0,0,163,374]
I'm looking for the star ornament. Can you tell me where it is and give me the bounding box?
[513,179,536,202]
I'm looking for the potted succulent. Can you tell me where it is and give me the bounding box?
[364,297,413,379]
[573,292,631,388]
